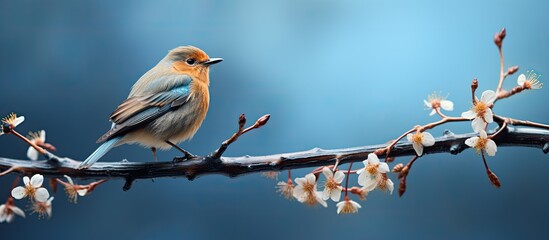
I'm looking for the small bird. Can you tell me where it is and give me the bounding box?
[79,46,222,168]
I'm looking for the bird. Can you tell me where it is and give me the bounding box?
[79,46,222,168]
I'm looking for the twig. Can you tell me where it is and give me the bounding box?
[210,114,270,159]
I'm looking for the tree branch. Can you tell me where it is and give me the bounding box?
[0,125,547,189]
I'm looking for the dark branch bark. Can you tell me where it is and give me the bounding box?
[0,126,548,187]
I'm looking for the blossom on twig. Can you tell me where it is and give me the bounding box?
[465,130,497,156]
[292,173,327,207]
[31,197,53,219]
[0,197,25,223]
[336,197,361,214]
[518,70,542,90]
[424,92,453,116]
[1,113,24,135]
[321,167,344,202]
[11,174,50,202]
[462,90,496,132]
[407,131,435,156]
[357,153,389,191]
[276,179,295,200]
[27,130,45,161]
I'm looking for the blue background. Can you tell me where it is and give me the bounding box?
[1,0,548,239]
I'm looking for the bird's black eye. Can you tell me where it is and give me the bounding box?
[186,58,196,66]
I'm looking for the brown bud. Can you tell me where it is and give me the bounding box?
[386,156,395,163]
[507,66,519,75]
[499,28,506,40]
[349,187,367,201]
[487,170,501,188]
[494,28,506,48]
[398,166,409,179]
[238,114,246,129]
[398,178,407,197]
[256,114,271,127]
[471,78,478,92]
[392,163,404,173]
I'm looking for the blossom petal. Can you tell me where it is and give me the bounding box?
[440,100,454,111]
[321,167,333,179]
[304,173,316,184]
[64,175,74,185]
[407,134,414,142]
[333,171,345,183]
[485,139,498,156]
[461,110,476,119]
[294,177,306,186]
[472,117,486,133]
[481,90,497,105]
[12,116,25,127]
[23,176,30,186]
[367,153,379,164]
[77,189,88,196]
[412,142,423,156]
[378,162,390,174]
[11,187,27,199]
[39,130,46,142]
[35,188,50,202]
[479,130,488,139]
[0,205,6,223]
[465,137,479,148]
[429,109,436,116]
[315,192,327,207]
[330,188,342,202]
[423,99,431,108]
[517,74,526,86]
[10,206,25,218]
[357,172,368,186]
[350,200,362,209]
[293,186,305,200]
[387,179,394,195]
[30,174,44,188]
[6,214,14,223]
[421,132,435,147]
[363,176,378,192]
[484,108,494,123]
[321,189,331,200]
[27,147,39,161]
[336,201,344,214]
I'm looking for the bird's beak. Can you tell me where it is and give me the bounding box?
[202,58,223,66]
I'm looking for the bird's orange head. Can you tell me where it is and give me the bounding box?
[168,46,222,85]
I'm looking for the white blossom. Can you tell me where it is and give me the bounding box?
[11,174,50,202]
[292,173,327,207]
[357,153,389,191]
[465,130,497,156]
[407,131,435,156]
[321,167,344,202]
[461,90,496,132]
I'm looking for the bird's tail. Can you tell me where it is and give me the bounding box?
[78,137,121,169]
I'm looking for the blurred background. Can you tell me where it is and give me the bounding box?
[1,0,548,239]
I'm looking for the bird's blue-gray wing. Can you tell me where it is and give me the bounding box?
[96,75,193,143]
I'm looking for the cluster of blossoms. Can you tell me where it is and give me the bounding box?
[0,113,105,223]
[276,153,392,214]
[274,69,542,214]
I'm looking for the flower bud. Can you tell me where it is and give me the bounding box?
[238,114,246,129]
[506,66,519,75]
[487,170,501,188]
[392,163,404,173]
[256,114,270,127]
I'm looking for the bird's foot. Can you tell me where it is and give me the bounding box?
[166,140,196,163]
[172,153,197,163]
